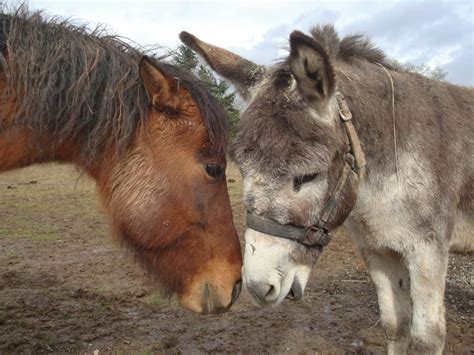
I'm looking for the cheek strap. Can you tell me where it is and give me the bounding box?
[246,91,366,248]
[246,158,352,247]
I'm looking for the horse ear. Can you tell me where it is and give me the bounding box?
[179,31,266,101]
[289,31,335,105]
[139,56,176,110]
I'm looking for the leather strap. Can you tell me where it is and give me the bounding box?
[246,213,331,247]
[336,92,366,177]
[246,91,365,248]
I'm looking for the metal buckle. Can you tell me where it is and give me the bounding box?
[337,92,353,122]
[300,226,331,247]
[339,107,352,121]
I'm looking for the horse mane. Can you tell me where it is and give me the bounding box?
[0,8,227,161]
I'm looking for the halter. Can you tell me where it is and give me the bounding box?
[246,92,366,247]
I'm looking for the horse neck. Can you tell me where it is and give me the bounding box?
[0,77,103,177]
[0,128,71,169]
[0,127,103,179]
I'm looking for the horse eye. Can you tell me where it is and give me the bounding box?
[205,163,224,180]
[293,172,318,189]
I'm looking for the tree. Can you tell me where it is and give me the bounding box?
[388,59,447,81]
[171,45,240,138]
[172,45,199,72]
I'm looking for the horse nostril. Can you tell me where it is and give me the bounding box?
[201,282,212,315]
[231,279,242,304]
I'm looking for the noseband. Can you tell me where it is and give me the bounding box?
[246,92,366,247]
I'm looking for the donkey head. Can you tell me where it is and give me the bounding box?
[181,31,359,306]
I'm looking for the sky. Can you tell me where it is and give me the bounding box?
[4,0,474,86]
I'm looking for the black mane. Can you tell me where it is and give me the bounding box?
[0,7,227,161]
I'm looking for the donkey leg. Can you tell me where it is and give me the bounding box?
[407,243,448,354]
[361,248,411,355]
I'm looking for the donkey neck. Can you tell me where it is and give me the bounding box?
[334,61,404,180]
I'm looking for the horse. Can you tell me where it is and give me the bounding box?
[180,25,473,352]
[0,8,243,315]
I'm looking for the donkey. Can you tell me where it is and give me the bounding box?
[181,26,473,352]
[0,9,243,315]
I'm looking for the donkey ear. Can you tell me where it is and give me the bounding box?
[180,31,266,101]
[289,31,335,105]
[139,56,176,110]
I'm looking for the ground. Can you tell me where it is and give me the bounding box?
[0,163,472,354]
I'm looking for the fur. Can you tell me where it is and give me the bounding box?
[0,8,227,162]
[0,6,242,315]
[181,23,473,351]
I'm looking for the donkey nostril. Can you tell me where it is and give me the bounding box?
[249,283,276,304]
[261,282,280,302]
[265,285,275,298]
[246,272,282,305]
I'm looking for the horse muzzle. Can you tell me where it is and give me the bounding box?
[179,278,242,315]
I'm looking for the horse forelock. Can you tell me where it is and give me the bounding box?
[155,63,228,157]
[0,7,227,163]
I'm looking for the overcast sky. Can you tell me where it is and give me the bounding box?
[10,0,474,86]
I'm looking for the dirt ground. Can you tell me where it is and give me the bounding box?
[0,163,472,354]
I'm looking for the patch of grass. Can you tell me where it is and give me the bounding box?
[94,287,114,295]
[62,313,73,320]
[0,163,106,245]
[39,333,56,346]
[91,309,105,321]
[28,232,60,241]
[100,297,115,308]
[0,229,60,241]
[162,335,180,350]
[13,319,30,328]
[7,251,18,258]
[147,293,167,308]
[0,311,6,325]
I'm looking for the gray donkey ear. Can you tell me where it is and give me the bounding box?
[289,31,335,105]
[180,31,266,100]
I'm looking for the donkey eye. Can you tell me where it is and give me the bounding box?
[205,163,224,180]
[293,172,318,189]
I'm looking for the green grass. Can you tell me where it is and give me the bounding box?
[62,313,73,321]
[22,232,60,241]
[147,292,168,307]
[0,163,243,242]
[39,333,56,346]
[6,251,18,258]
[0,222,60,241]
[0,311,6,325]
[0,163,107,243]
